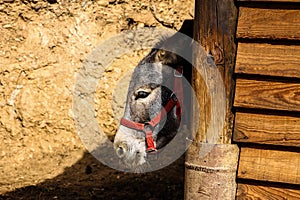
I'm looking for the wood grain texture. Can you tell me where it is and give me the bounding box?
[237,183,300,200]
[193,0,238,143]
[187,1,239,199]
[234,78,300,111]
[237,7,300,40]
[235,42,300,78]
[238,147,300,184]
[185,144,239,200]
[234,112,300,147]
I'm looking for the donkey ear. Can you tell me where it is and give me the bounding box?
[156,49,167,61]
[149,20,193,65]
[178,19,194,39]
[158,20,193,64]
[163,20,194,53]
[154,49,178,64]
[175,19,194,48]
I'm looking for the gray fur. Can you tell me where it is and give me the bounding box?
[114,33,191,170]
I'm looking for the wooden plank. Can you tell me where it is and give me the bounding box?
[185,144,239,200]
[238,0,300,2]
[185,1,239,199]
[238,147,300,184]
[237,7,300,40]
[234,112,300,147]
[234,78,300,111]
[235,42,300,79]
[237,183,300,200]
[193,0,238,143]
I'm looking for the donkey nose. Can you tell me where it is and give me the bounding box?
[115,142,129,158]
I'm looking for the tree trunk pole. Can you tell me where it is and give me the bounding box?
[185,0,239,199]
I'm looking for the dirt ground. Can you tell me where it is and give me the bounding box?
[0,0,193,199]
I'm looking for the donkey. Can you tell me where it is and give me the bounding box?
[113,21,194,172]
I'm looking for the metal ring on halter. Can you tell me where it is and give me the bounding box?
[170,92,178,102]
[174,66,183,77]
[144,122,154,132]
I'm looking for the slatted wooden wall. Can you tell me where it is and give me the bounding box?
[233,1,300,199]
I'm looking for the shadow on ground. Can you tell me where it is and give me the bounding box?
[1,151,185,200]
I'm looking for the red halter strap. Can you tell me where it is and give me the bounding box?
[174,65,183,122]
[120,95,178,152]
[120,66,183,153]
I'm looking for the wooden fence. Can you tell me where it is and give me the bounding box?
[234,1,300,198]
[185,0,300,199]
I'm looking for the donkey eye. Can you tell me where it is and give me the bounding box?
[135,91,150,100]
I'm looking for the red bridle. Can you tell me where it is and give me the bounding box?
[120,66,184,153]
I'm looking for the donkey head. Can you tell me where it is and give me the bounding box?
[114,24,193,171]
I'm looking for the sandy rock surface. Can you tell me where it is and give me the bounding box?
[0,0,193,198]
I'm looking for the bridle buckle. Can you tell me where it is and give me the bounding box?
[170,92,178,102]
[144,122,154,132]
[144,122,157,153]
[174,66,183,77]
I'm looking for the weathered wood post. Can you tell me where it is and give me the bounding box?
[185,0,240,199]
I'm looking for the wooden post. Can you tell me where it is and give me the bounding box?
[185,0,239,199]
